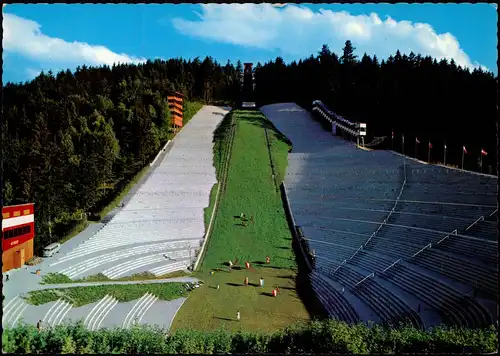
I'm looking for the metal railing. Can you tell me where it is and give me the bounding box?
[489,208,498,217]
[465,216,485,231]
[348,245,364,261]
[382,258,402,273]
[411,243,432,258]
[364,155,407,247]
[354,272,374,288]
[332,259,347,274]
[436,229,458,245]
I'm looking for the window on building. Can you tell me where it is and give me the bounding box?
[2,225,31,240]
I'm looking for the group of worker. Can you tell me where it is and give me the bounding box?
[238,213,254,227]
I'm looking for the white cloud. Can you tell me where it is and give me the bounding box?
[25,68,43,79]
[172,4,488,72]
[3,13,147,68]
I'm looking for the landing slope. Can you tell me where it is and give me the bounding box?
[171,110,319,332]
[45,106,230,280]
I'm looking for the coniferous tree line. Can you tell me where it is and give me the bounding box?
[2,57,243,254]
[254,41,497,175]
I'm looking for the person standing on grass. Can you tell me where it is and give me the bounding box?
[260,277,264,288]
[237,311,240,321]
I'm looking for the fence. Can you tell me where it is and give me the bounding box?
[264,127,279,192]
[280,182,313,272]
[150,140,171,167]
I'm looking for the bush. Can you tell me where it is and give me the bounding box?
[3,320,497,354]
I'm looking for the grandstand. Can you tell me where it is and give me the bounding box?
[261,102,497,330]
[46,106,230,280]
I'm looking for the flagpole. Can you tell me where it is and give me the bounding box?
[444,142,447,166]
[428,141,431,163]
[415,137,417,159]
[402,134,405,156]
[391,129,394,150]
[480,153,483,173]
[461,148,465,170]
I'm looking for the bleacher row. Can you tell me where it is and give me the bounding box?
[261,102,497,330]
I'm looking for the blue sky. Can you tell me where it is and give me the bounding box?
[3,3,497,84]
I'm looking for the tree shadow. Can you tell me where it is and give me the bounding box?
[260,292,275,297]
[252,261,265,265]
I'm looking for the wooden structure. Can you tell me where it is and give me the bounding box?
[2,203,35,272]
[167,91,184,132]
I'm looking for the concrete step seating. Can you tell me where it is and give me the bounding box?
[412,248,497,296]
[366,238,421,259]
[353,277,424,330]
[381,263,492,329]
[387,213,469,232]
[58,244,195,279]
[465,221,497,241]
[305,219,379,236]
[55,238,200,265]
[122,293,159,329]
[304,230,367,249]
[84,295,119,331]
[401,192,495,206]
[395,203,492,219]
[102,251,192,279]
[65,231,202,258]
[308,241,355,263]
[149,259,191,276]
[2,296,29,328]
[330,264,423,329]
[438,236,497,264]
[349,250,395,273]
[310,271,359,324]
[43,299,73,327]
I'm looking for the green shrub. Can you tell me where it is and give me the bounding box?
[3,319,497,354]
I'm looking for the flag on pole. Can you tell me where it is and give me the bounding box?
[429,142,432,149]
[415,137,420,144]
[392,130,394,139]
[481,149,488,156]
[444,143,447,150]
[463,146,467,154]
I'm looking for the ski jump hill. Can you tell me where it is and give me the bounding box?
[261,102,497,330]
[3,105,230,331]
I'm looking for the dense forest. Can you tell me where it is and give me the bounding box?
[2,40,497,253]
[254,41,497,174]
[2,57,242,254]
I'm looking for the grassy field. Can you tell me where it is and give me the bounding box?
[171,110,325,333]
[25,282,190,307]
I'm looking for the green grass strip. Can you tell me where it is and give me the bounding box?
[25,282,190,307]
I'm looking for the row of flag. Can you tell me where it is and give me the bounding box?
[393,131,488,156]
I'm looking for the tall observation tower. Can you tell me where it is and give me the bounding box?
[242,63,256,108]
